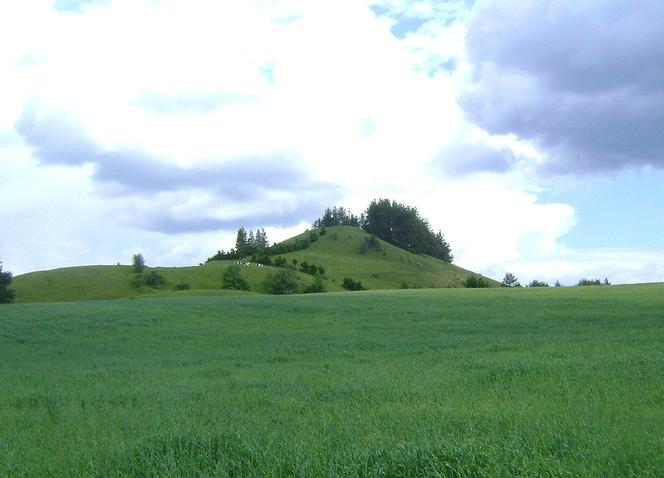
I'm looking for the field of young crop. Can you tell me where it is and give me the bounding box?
[1,285,663,476]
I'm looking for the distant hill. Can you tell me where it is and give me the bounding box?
[12,226,496,303]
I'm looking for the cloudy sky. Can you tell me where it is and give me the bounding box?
[2,0,663,285]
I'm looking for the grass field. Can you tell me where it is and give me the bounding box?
[1,285,663,476]
[12,226,491,304]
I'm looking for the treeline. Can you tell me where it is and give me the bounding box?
[207,227,270,261]
[312,200,453,263]
[208,226,326,263]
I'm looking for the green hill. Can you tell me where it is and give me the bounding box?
[12,226,495,303]
[264,225,489,290]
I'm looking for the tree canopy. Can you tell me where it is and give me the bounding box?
[0,261,16,304]
[359,199,453,262]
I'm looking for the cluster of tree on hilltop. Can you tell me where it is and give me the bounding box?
[312,199,453,263]
[207,198,453,264]
[312,206,361,228]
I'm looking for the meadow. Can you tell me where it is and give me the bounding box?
[1,284,663,476]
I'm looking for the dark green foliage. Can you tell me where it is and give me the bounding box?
[175,282,191,291]
[528,280,550,288]
[130,274,145,289]
[299,261,325,276]
[312,206,360,228]
[261,269,299,295]
[303,274,326,294]
[501,272,520,288]
[207,227,270,261]
[577,278,602,286]
[222,266,250,291]
[273,256,289,268]
[361,199,453,262]
[251,253,273,266]
[463,275,490,288]
[132,254,145,273]
[0,261,16,304]
[144,270,167,288]
[342,277,366,291]
[555,280,563,287]
[130,270,166,289]
[359,234,382,254]
[266,234,317,256]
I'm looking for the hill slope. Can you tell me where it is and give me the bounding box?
[267,225,489,290]
[12,226,495,303]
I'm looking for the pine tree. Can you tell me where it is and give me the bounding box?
[235,227,248,256]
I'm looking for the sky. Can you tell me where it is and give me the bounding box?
[1,0,663,285]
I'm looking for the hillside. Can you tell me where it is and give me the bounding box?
[265,225,489,290]
[12,226,495,303]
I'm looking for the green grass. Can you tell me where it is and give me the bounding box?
[12,226,493,303]
[1,284,663,476]
[12,262,300,303]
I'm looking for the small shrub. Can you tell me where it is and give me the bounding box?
[359,235,381,254]
[222,266,250,291]
[132,254,146,273]
[554,280,562,287]
[262,269,299,295]
[130,274,145,289]
[144,270,167,288]
[175,282,191,291]
[299,261,325,276]
[463,275,490,288]
[303,274,326,294]
[342,277,366,291]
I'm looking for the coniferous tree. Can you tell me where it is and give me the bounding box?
[235,227,248,256]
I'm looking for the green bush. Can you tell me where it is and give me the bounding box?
[577,278,601,286]
[175,282,191,291]
[0,262,16,304]
[359,235,381,254]
[222,266,250,291]
[303,274,326,294]
[342,277,366,291]
[463,275,490,288]
[144,270,167,288]
[262,269,299,295]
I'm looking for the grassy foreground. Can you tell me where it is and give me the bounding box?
[1,285,663,476]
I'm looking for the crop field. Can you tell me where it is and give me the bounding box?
[1,285,663,476]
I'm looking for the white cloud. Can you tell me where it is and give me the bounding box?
[0,0,661,285]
